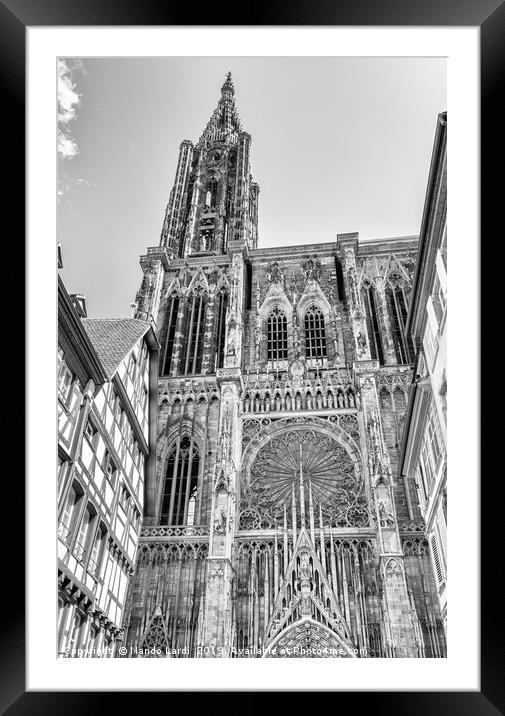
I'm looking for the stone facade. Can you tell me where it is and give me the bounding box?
[122,74,446,658]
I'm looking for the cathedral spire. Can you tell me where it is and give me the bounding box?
[197,72,242,147]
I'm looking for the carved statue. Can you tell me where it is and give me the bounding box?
[347,265,360,308]
[213,506,227,534]
[227,325,237,356]
[378,500,394,527]
[299,551,312,581]
[266,261,285,285]
[302,255,321,283]
[357,332,367,351]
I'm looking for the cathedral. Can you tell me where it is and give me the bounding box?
[123,72,446,658]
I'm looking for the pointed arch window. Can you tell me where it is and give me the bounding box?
[161,294,180,376]
[159,436,200,526]
[267,306,288,362]
[304,304,327,361]
[215,289,229,370]
[180,290,207,375]
[386,280,411,364]
[205,178,218,208]
[361,282,384,364]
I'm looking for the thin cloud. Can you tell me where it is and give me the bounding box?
[58,59,83,159]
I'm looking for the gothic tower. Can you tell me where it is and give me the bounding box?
[123,74,446,658]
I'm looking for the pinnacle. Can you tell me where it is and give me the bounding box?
[221,71,234,97]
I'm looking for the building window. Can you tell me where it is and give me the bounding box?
[160,436,200,526]
[88,523,106,576]
[84,419,98,449]
[431,274,447,328]
[58,455,68,490]
[87,626,99,656]
[68,612,84,654]
[141,384,148,412]
[58,357,73,404]
[361,283,384,364]
[58,482,84,543]
[112,389,121,420]
[430,533,446,586]
[416,464,429,505]
[161,295,180,376]
[119,484,130,512]
[215,289,229,370]
[129,350,138,383]
[180,292,207,375]
[74,503,97,562]
[205,178,218,208]
[379,388,392,410]
[267,306,288,363]
[419,404,444,497]
[393,387,407,411]
[423,321,437,367]
[426,405,443,467]
[304,304,327,361]
[386,284,410,364]
[132,508,141,532]
[102,450,117,489]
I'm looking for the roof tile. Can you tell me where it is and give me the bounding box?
[81,318,151,379]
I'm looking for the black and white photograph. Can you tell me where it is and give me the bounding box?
[56,55,448,661]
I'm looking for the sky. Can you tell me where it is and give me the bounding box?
[57,56,446,318]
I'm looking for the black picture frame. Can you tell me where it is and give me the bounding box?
[4,0,501,710]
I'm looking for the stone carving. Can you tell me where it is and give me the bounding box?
[357,331,367,351]
[213,506,227,534]
[266,261,285,285]
[302,255,322,284]
[208,563,225,580]
[385,558,403,578]
[378,500,395,527]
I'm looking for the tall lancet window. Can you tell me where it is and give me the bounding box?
[215,289,229,370]
[161,295,180,376]
[267,307,288,363]
[361,282,384,364]
[180,290,207,375]
[385,278,410,364]
[205,178,218,208]
[304,304,327,361]
[159,436,200,526]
